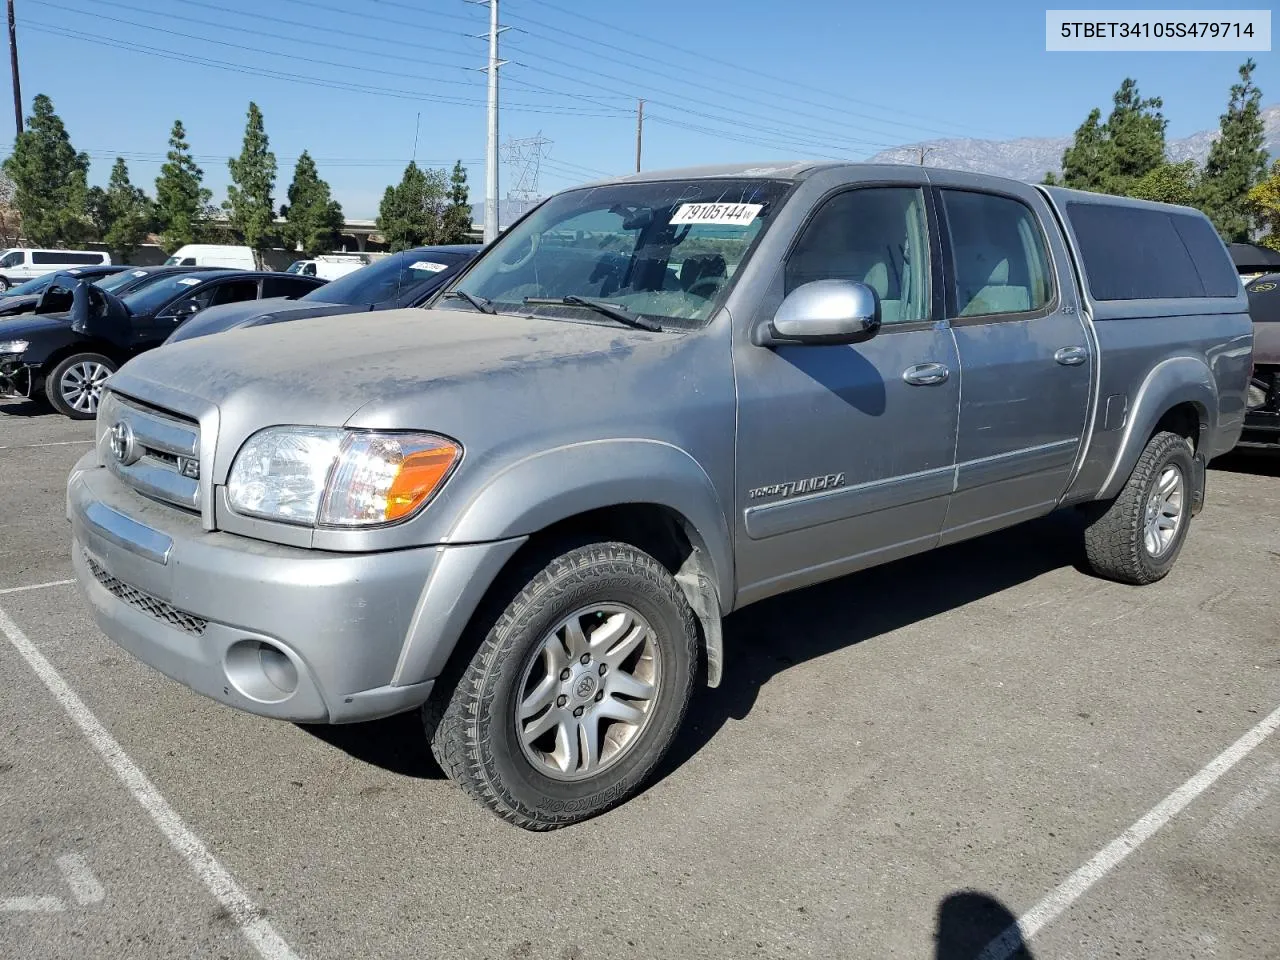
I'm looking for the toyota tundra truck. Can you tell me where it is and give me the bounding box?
[67,163,1252,830]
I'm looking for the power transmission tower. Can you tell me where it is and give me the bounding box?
[7,0,21,136]
[501,133,551,205]
[467,0,507,243]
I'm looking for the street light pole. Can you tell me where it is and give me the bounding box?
[7,0,21,137]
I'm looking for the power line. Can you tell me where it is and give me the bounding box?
[29,0,621,116]
[524,0,990,138]
[16,20,626,118]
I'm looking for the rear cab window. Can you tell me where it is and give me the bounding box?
[940,189,1055,320]
[1062,202,1240,301]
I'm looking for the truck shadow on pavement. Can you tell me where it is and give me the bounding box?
[659,508,1087,781]
[305,509,1088,784]
[933,890,1035,959]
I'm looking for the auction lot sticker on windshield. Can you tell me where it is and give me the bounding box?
[131,270,147,277]
[177,277,202,286]
[410,261,449,273]
[671,202,762,226]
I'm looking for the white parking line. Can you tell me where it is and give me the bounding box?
[56,854,105,906]
[0,602,302,960]
[0,580,75,596]
[0,439,94,450]
[1197,760,1280,844]
[978,703,1280,960]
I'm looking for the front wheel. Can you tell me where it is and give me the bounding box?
[46,352,117,419]
[0,276,10,292]
[1082,430,1195,585]
[426,541,698,830]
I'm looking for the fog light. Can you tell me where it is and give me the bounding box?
[225,640,299,703]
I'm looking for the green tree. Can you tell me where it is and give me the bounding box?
[224,101,277,261]
[1041,171,1060,186]
[2,94,90,245]
[1103,78,1167,191]
[1060,80,1167,197]
[1247,159,1280,251]
[280,151,343,256]
[154,120,212,253]
[100,158,152,262]
[377,161,448,251]
[1130,160,1200,206]
[1198,59,1269,242]
[1061,108,1108,193]
[441,160,473,243]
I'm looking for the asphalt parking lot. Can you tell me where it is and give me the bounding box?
[1,399,1278,960]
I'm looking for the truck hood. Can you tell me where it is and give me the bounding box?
[112,306,681,477]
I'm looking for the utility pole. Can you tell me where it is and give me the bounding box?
[411,111,420,164]
[916,146,934,166]
[7,0,21,137]
[467,0,507,244]
[635,98,644,173]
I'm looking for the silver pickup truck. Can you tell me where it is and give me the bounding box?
[67,163,1251,830]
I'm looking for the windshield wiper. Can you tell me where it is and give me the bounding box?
[440,289,496,314]
[523,295,661,332]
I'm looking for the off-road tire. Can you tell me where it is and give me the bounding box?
[46,352,117,420]
[425,541,698,831]
[1082,430,1194,585]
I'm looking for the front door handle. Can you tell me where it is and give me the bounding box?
[1055,345,1088,366]
[902,362,950,386]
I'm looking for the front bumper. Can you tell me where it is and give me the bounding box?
[0,358,37,399]
[67,453,523,723]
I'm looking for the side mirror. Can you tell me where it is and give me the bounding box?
[757,279,882,346]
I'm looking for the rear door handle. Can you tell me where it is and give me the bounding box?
[1055,345,1088,366]
[902,362,950,386]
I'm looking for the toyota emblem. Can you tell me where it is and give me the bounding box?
[108,420,139,466]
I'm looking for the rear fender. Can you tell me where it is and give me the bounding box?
[1097,356,1216,501]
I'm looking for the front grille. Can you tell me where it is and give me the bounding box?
[99,391,201,513]
[84,553,208,636]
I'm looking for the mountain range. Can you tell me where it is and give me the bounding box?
[866,104,1280,181]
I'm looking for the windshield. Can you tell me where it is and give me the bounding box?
[94,268,150,293]
[445,178,789,327]
[3,272,60,296]
[306,252,456,305]
[122,274,208,314]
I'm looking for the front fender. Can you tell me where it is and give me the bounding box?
[1098,356,1217,501]
[445,439,735,609]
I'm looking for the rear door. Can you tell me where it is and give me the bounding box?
[148,278,260,346]
[928,174,1092,543]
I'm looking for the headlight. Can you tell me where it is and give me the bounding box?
[0,339,28,355]
[226,427,461,527]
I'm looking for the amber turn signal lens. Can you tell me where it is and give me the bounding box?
[384,443,460,521]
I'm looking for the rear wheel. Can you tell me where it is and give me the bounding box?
[426,541,698,830]
[46,352,116,420]
[1082,430,1194,584]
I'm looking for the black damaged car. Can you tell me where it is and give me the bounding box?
[0,269,324,418]
[0,264,132,318]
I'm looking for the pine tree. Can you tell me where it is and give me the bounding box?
[280,151,343,257]
[1103,79,1167,191]
[1247,160,1280,251]
[441,161,473,243]
[101,158,152,263]
[225,101,277,261]
[377,161,448,251]
[1199,59,1269,242]
[2,94,90,246]
[1061,109,1108,193]
[1060,80,1167,197]
[154,120,212,253]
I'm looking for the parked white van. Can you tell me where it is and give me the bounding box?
[164,244,257,270]
[0,248,112,289]
[285,254,368,281]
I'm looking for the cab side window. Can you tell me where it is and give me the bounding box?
[941,190,1053,318]
[785,187,931,324]
[209,280,260,306]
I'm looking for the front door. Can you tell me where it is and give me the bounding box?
[733,183,961,606]
[929,180,1093,544]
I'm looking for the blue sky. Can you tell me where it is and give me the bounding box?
[7,0,1275,218]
